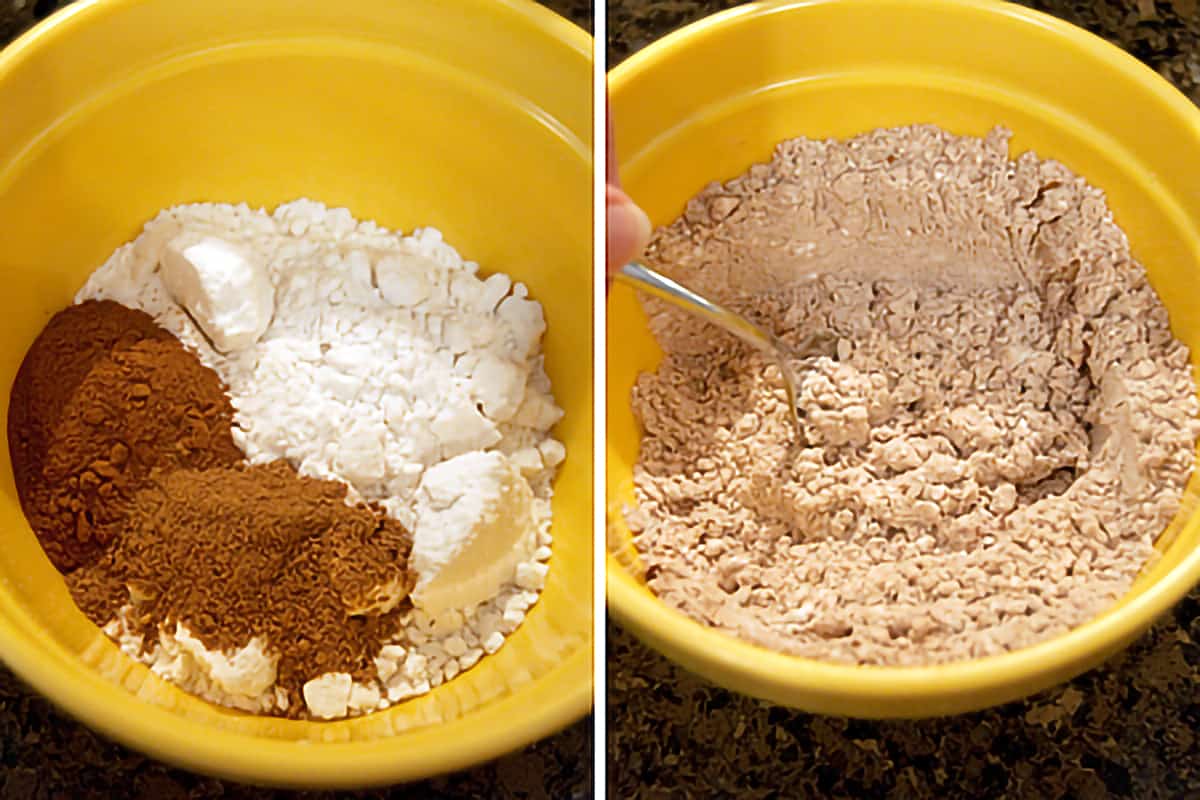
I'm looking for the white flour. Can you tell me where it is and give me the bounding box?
[78,199,562,717]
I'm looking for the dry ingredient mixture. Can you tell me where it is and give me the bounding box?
[10,200,562,718]
[628,125,1200,665]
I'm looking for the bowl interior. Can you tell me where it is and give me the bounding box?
[0,0,592,786]
[608,0,1200,717]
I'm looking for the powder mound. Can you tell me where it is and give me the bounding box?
[68,461,414,717]
[630,125,1200,665]
[9,300,241,571]
[11,298,416,717]
[76,199,562,712]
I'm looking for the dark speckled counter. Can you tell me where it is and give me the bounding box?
[0,1,592,798]
[607,2,1199,798]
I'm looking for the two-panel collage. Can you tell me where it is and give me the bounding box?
[1,0,1199,798]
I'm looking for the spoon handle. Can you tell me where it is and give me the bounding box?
[615,262,781,358]
[615,261,811,441]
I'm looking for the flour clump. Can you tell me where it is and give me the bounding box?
[411,450,538,616]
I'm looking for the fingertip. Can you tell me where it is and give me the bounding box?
[606,192,652,275]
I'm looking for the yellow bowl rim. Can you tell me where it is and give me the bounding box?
[0,0,593,786]
[606,0,1200,714]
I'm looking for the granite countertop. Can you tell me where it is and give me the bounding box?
[608,2,1199,798]
[0,1,591,798]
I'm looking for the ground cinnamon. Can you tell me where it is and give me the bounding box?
[8,301,242,571]
[10,299,414,717]
[68,462,413,716]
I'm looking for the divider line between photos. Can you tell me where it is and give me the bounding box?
[592,4,608,795]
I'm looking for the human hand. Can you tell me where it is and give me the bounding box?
[606,107,651,284]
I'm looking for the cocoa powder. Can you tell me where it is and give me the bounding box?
[9,301,242,571]
[68,462,413,716]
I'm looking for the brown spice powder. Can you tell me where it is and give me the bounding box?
[8,300,242,572]
[10,299,414,717]
[68,463,413,716]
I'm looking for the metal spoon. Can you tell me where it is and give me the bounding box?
[615,262,835,437]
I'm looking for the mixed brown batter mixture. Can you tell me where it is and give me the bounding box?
[629,125,1200,665]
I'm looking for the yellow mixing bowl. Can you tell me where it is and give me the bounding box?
[608,0,1200,717]
[0,0,591,787]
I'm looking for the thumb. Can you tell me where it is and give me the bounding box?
[606,185,652,279]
